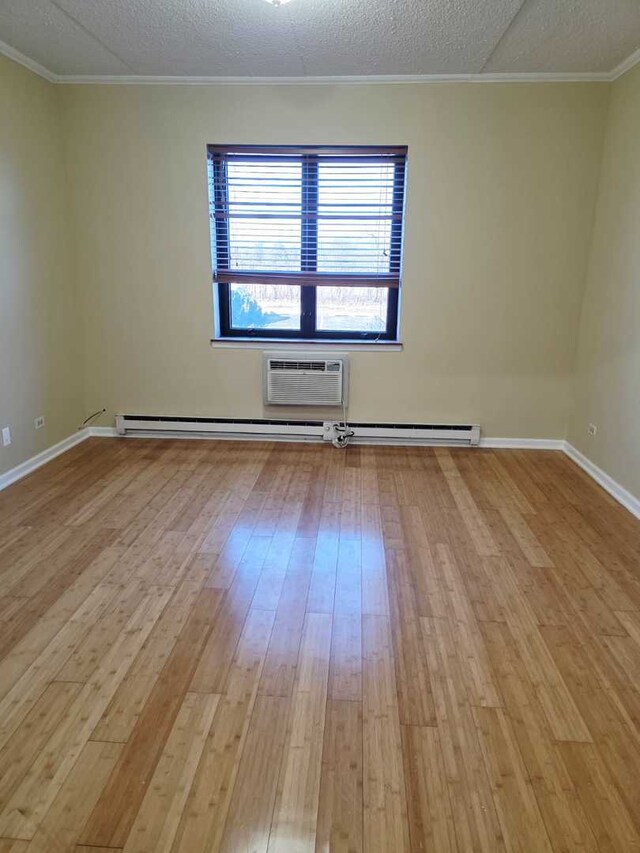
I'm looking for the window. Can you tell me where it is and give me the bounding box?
[208,145,407,341]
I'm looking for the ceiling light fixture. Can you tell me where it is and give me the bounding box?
[264,0,293,6]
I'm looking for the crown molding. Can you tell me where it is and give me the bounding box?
[52,71,612,85]
[610,46,640,81]
[0,38,637,86]
[0,38,56,82]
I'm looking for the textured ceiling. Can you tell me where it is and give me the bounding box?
[0,0,638,79]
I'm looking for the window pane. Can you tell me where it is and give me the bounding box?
[227,161,301,272]
[316,287,388,333]
[316,220,392,273]
[317,163,395,274]
[230,284,301,331]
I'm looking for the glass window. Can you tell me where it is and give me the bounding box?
[208,145,406,340]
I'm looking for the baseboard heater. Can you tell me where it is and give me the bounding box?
[115,415,480,446]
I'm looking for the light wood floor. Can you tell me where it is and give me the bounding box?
[0,438,639,852]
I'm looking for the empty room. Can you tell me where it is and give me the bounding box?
[1,0,640,850]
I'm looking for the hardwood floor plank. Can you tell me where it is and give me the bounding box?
[329,537,362,703]
[121,692,219,853]
[396,505,444,619]
[75,847,122,852]
[91,560,215,743]
[25,740,123,852]
[360,504,389,617]
[329,615,361,702]
[0,530,117,653]
[316,699,363,853]
[0,576,120,749]
[306,504,339,615]
[541,623,640,830]
[472,706,553,852]
[487,558,593,742]
[480,620,601,852]
[0,544,124,703]
[435,449,499,557]
[258,537,315,698]
[55,581,148,684]
[173,608,276,852]
[386,550,436,726]
[497,504,553,568]
[204,520,267,588]
[362,614,410,852]
[268,612,332,852]
[559,741,640,851]
[482,452,535,515]
[0,682,81,815]
[0,588,172,840]
[334,539,361,618]
[0,597,29,625]
[296,466,327,538]
[80,588,224,848]
[189,544,269,694]
[401,724,458,853]
[420,616,506,852]
[433,543,501,708]
[0,440,638,852]
[219,695,290,853]
[0,526,73,594]
[0,839,29,852]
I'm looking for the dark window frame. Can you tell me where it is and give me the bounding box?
[209,145,406,342]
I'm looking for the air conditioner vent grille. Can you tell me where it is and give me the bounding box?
[269,360,327,372]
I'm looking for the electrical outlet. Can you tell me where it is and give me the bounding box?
[588,423,597,437]
[1,427,10,447]
[34,416,45,430]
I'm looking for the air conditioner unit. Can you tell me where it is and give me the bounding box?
[264,353,348,406]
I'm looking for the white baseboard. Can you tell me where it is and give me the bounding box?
[479,437,564,450]
[87,426,119,437]
[0,429,90,492]
[562,442,640,520]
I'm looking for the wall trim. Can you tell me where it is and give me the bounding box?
[0,38,56,82]
[54,71,612,85]
[610,46,640,81]
[0,429,90,493]
[2,38,634,86]
[562,442,640,520]
[88,426,120,437]
[479,437,564,450]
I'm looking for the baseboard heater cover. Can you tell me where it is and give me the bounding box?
[116,415,480,446]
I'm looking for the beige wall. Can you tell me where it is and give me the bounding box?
[61,81,608,439]
[0,56,82,477]
[9,59,639,489]
[568,64,640,499]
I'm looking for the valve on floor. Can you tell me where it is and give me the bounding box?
[332,423,355,449]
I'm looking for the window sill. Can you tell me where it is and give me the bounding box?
[210,338,403,352]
